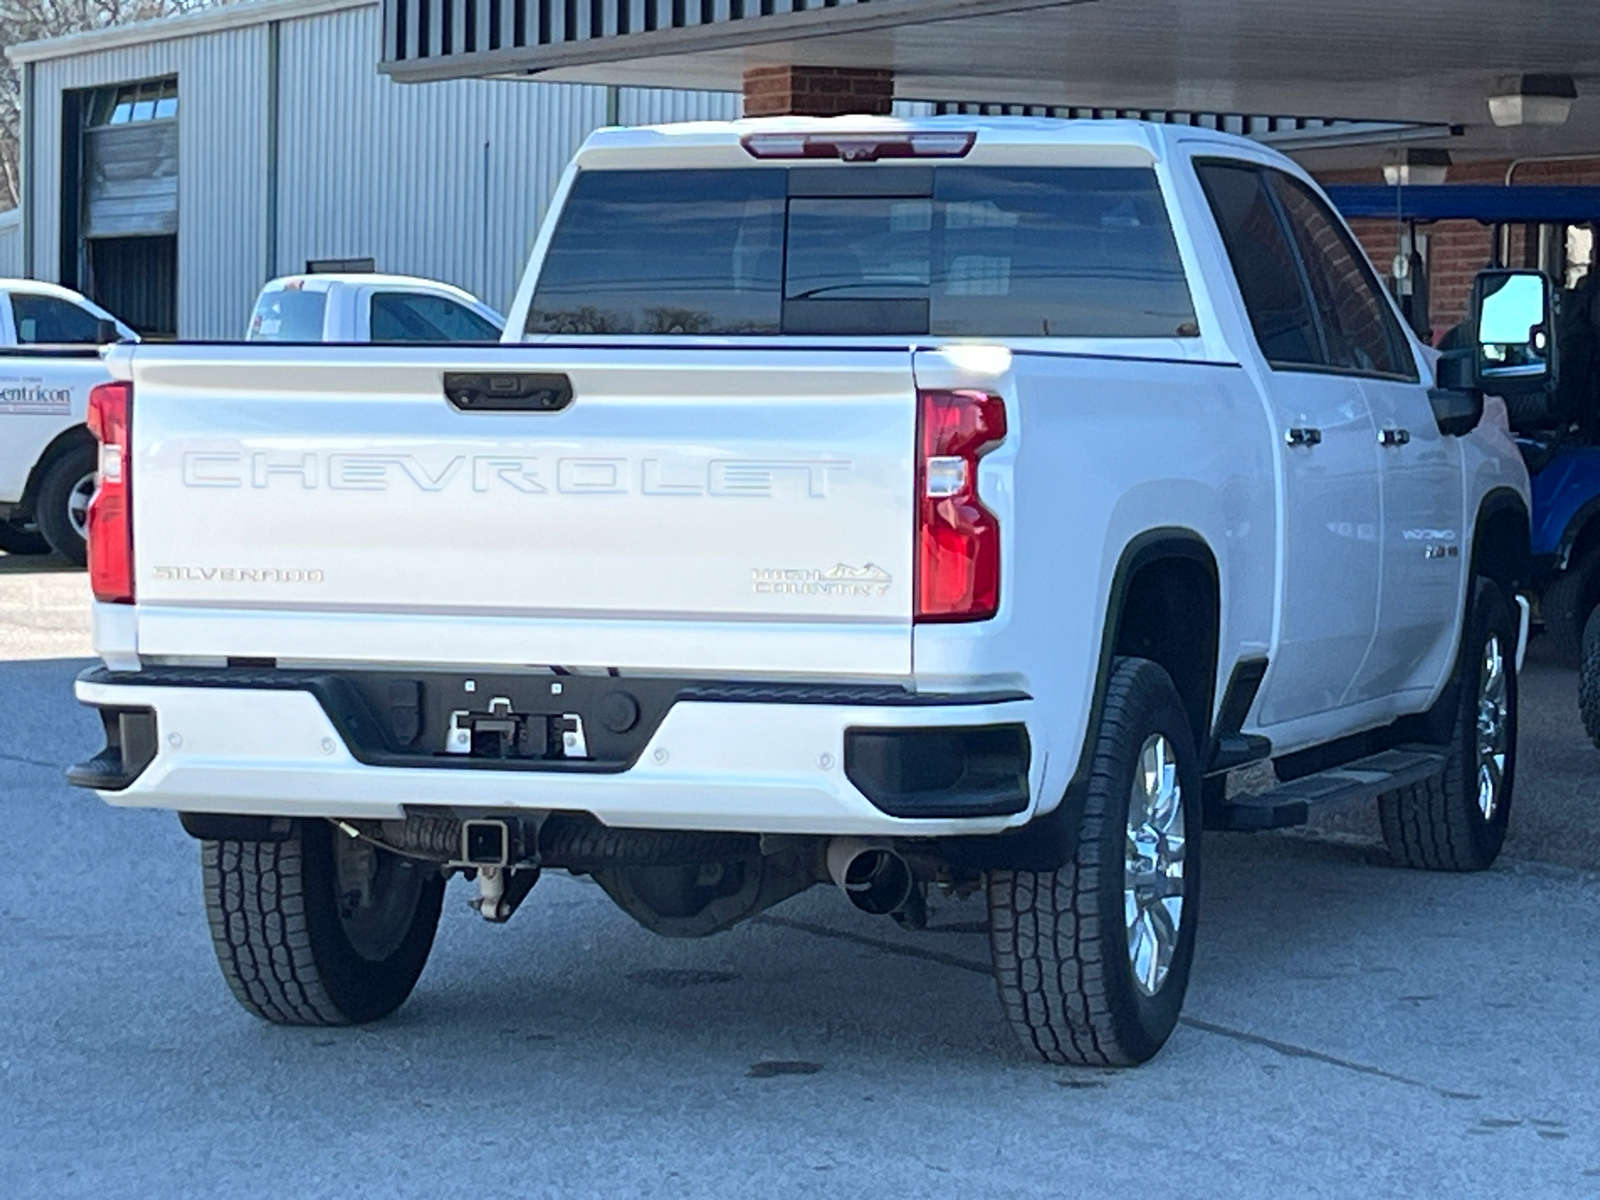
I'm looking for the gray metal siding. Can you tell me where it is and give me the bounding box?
[616,86,739,125]
[31,28,267,340]
[0,210,22,278]
[277,4,607,316]
[25,1,738,333]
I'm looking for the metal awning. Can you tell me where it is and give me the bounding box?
[376,0,1600,162]
[1326,186,1600,223]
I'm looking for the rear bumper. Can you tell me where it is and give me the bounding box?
[72,670,1041,838]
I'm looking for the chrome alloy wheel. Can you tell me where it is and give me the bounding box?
[1476,633,1509,821]
[1124,733,1187,997]
[67,471,96,540]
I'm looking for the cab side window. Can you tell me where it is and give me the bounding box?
[1265,170,1417,381]
[12,294,104,344]
[1194,162,1323,367]
[370,293,500,343]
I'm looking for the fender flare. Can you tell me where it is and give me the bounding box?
[938,527,1220,873]
[1555,494,1600,571]
[1470,486,1532,591]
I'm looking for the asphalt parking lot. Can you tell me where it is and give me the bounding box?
[3,552,1599,1196]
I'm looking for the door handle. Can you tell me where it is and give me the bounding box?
[1285,427,1322,447]
[1378,427,1411,447]
[444,372,573,413]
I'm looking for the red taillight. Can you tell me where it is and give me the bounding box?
[916,389,1006,622]
[86,381,133,604]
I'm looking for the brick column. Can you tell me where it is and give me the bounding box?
[743,65,894,117]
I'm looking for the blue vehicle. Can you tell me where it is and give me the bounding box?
[1329,183,1600,664]
[1524,439,1600,663]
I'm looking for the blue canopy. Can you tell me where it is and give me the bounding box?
[1324,185,1600,223]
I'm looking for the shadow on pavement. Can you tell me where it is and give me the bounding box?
[0,550,78,574]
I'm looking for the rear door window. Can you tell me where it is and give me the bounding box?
[1194,161,1324,368]
[248,288,328,341]
[527,166,1196,338]
[369,292,502,342]
[1265,170,1416,380]
[12,294,103,344]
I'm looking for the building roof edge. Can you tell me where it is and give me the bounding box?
[8,0,377,65]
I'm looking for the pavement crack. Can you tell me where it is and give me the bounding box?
[1178,1017,1478,1099]
[0,749,60,771]
[758,912,1482,1101]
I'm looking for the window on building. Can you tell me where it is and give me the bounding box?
[1266,170,1415,380]
[1195,161,1323,367]
[12,293,105,344]
[369,292,502,342]
[86,78,178,128]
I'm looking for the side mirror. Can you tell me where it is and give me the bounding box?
[1471,268,1557,394]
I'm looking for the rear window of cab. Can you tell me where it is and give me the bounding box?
[248,287,328,341]
[526,166,1197,339]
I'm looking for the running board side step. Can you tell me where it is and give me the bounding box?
[1209,745,1448,831]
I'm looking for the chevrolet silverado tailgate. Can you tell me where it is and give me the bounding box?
[126,344,917,677]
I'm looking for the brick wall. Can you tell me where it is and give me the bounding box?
[743,66,894,117]
[1318,159,1600,343]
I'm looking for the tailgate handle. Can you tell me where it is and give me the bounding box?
[444,372,573,413]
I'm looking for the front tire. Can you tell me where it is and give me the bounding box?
[202,819,445,1025]
[987,658,1201,1066]
[1539,550,1598,668]
[1379,578,1516,871]
[35,443,97,566]
[1578,605,1600,748]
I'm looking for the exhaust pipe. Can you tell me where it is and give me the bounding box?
[826,838,914,916]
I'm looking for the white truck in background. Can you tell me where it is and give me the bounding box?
[0,281,136,563]
[0,275,503,562]
[248,274,504,343]
[70,119,1541,1066]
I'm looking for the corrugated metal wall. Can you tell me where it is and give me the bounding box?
[616,86,739,126]
[31,28,268,339]
[27,1,738,336]
[279,7,738,313]
[0,210,23,278]
[278,5,601,317]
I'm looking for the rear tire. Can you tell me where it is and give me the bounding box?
[987,657,1201,1066]
[0,519,48,556]
[202,819,445,1025]
[35,443,97,566]
[1539,550,1599,668]
[1578,606,1600,748]
[1379,578,1516,871]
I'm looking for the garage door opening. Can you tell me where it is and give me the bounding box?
[88,235,176,337]
[65,77,179,337]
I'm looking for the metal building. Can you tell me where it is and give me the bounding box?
[8,0,737,338]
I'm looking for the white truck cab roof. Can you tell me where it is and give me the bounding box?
[249,273,505,343]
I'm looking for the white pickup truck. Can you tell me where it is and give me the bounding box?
[69,119,1542,1066]
[247,273,503,344]
[0,281,136,562]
